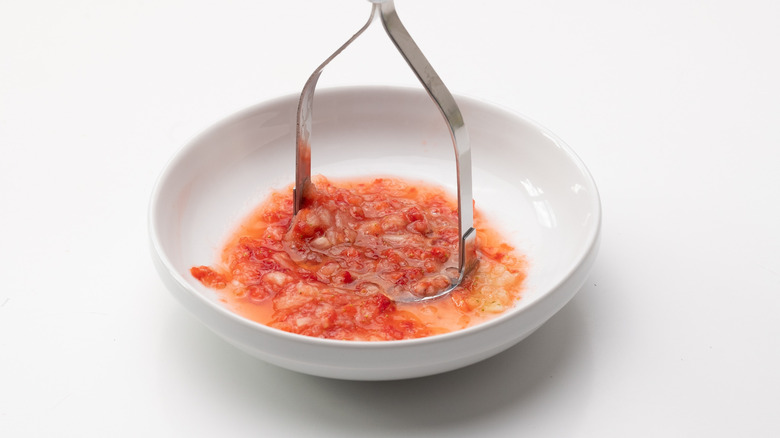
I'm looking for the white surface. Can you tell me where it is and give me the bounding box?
[1,0,778,435]
[149,87,600,379]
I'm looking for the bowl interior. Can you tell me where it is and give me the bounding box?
[152,86,600,333]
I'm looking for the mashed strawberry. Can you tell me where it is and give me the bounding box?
[192,176,525,341]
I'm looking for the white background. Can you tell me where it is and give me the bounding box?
[2,0,779,436]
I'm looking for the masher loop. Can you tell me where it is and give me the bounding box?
[294,0,477,301]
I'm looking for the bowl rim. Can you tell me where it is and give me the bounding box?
[148,85,602,349]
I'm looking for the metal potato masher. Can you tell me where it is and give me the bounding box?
[293,0,477,302]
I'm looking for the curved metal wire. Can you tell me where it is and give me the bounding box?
[294,0,477,302]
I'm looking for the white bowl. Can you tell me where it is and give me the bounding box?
[149,86,601,380]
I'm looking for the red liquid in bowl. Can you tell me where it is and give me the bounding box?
[192,176,526,341]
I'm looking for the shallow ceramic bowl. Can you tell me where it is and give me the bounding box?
[149,86,601,380]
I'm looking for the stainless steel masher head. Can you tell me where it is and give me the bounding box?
[293,0,477,302]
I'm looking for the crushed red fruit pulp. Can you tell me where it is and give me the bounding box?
[191,176,526,341]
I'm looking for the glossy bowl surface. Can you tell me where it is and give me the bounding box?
[149,86,601,380]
